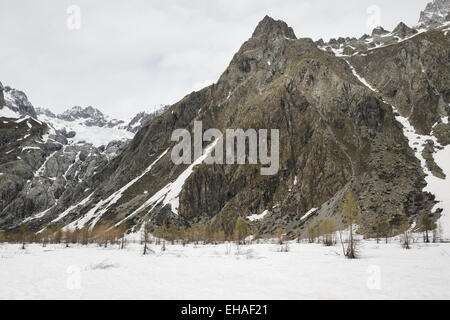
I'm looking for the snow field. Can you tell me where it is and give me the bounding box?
[1,240,449,300]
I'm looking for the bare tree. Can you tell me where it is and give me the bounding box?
[319,218,336,246]
[80,227,90,246]
[421,212,436,244]
[118,223,127,249]
[233,217,249,246]
[20,224,29,250]
[142,220,150,255]
[399,213,410,249]
[341,190,361,259]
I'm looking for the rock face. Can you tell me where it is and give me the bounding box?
[0,86,129,230]
[0,1,448,239]
[36,105,168,134]
[349,30,449,135]
[0,83,171,231]
[125,106,170,133]
[0,84,4,108]
[418,0,450,27]
[372,26,390,36]
[57,106,124,128]
[393,22,418,38]
[35,107,56,118]
[2,86,37,118]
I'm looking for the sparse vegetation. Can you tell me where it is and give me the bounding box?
[341,190,361,259]
[399,213,410,249]
[233,217,249,245]
[319,218,336,246]
[421,212,436,244]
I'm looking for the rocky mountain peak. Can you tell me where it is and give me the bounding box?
[371,26,390,36]
[54,105,127,129]
[418,0,450,26]
[1,85,37,118]
[59,105,105,122]
[252,15,296,39]
[35,107,56,118]
[392,22,417,37]
[125,105,170,133]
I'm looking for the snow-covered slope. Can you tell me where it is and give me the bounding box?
[36,106,133,147]
[35,105,170,147]
[37,113,133,147]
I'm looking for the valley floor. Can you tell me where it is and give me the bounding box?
[1,240,449,300]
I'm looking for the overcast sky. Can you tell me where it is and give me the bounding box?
[0,0,429,120]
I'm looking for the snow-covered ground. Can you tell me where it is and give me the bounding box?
[1,240,449,300]
[0,106,20,118]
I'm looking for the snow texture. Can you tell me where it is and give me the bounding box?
[247,210,269,221]
[0,241,449,299]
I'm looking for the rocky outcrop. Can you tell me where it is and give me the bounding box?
[418,0,450,27]
[0,82,4,108]
[0,117,126,229]
[125,106,170,133]
[35,107,56,118]
[349,30,449,135]
[372,26,390,36]
[393,22,418,38]
[56,106,124,128]
[2,86,37,118]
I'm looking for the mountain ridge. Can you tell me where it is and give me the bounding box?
[1,1,449,240]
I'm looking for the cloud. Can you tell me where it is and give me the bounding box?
[0,0,428,119]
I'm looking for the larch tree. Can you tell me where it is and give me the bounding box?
[399,213,410,249]
[20,224,29,250]
[233,217,249,245]
[306,223,315,243]
[320,218,336,246]
[275,227,284,245]
[341,189,361,259]
[118,223,127,249]
[142,220,151,255]
[421,212,436,243]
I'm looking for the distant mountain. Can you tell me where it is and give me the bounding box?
[35,106,132,147]
[35,105,169,145]
[0,84,128,229]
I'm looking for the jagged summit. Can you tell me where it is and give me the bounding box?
[371,26,390,36]
[418,0,450,26]
[59,105,105,122]
[252,15,296,39]
[40,105,126,129]
[392,22,417,38]
[35,107,56,118]
[1,85,37,118]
